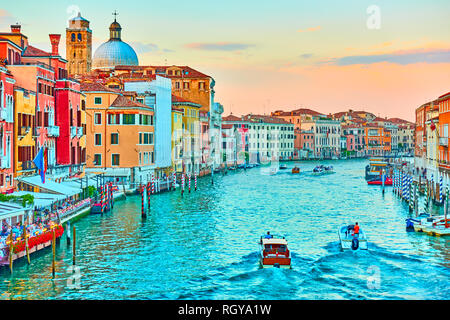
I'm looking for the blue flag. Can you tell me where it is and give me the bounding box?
[33,147,46,183]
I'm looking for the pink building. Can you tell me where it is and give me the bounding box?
[0,61,14,193]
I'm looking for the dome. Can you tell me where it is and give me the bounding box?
[92,40,139,70]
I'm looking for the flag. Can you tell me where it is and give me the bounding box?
[32,147,47,183]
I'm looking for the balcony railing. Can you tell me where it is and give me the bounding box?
[47,125,60,137]
[70,126,77,138]
[439,137,448,147]
[77,127,83,137]
[20,160,35,171]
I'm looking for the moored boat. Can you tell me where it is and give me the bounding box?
[406,215,450,235]
[367,177,393,186]
[259,234,291,268]
[338,224,368,250]
[279,164,288,170]
[365,158,391,181]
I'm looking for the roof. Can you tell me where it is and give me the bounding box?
[273,108,323,117]
[22,45,50,57]
[171,94,202,107]
[438,92,450,99]
[222,114,242,122]
[262,238,288,245]
[0,202,28,219]
[115,65,211,79]
[18,176,82,197]
[387,118,414,125]
[80,82,120,93]
[110,95,150,109]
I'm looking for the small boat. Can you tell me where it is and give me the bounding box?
[312,165,334,175]
[365,158,391,181]
[338,225,368,250]
[367,177,393,186]
[279,164,288,170]
[292,166,300,174]
[259,234,291,268]
[406,215,450,235]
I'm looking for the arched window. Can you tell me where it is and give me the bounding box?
[77,33,82,41]
[71,33,75,42]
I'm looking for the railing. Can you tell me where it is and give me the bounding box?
[20,160,35,171]
[19,126,31,137]
[47,125,60,137]
[439,137,448,147]
[70,126,77,138]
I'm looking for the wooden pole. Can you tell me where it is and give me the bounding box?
[9,232,13,273]
[24,223,30,265]
[73,226,76,266]
[52,228,56,278]
[66,221,71,246]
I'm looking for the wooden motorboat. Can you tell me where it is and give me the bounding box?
[367,177,393,186]
[259,235,291,268]
[338,224,368,250]
[292,166,300,174]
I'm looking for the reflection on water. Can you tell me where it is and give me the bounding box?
[0,159,449,299]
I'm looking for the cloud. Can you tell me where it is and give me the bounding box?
[332,48,450,66]
[184,42,254,51]
[299,53,314,59]
[297,26,321,33]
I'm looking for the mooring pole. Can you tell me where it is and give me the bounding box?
[52,229,56,278]
[9,232,13,273]
[72,226,76,266]
[66,221,71,246]
[24,223,30,264]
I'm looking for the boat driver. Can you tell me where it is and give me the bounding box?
[352,222,360,237]
[265,231,273,239]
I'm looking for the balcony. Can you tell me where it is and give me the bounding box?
[47,125,60,137]
[20,160,35,171]
[439,137,448,147]
[77,127,83,137]
[70,126,77,138]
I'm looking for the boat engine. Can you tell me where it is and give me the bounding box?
[351,238,359,250]
[273,263,280,268]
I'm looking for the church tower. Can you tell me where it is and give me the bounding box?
[66,12,92,75]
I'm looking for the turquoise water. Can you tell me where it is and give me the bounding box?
[1,159,449,300]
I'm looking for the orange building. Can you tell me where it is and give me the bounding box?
[271,108,324,130]
[364,125,391,156]
[438,92,450,171]
[82,82,155,186]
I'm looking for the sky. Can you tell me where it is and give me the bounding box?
[2,0,450,121]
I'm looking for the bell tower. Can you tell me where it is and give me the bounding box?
[66,12,92,75]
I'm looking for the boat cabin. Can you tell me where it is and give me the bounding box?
[261,238,289,257]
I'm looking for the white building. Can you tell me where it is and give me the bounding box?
[124,76,172,178]
[312,119,341,158]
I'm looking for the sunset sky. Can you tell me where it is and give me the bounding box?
[2,0,450,121]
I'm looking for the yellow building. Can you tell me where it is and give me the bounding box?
[14,87,36,179]
[171,106,184,173]
[81,82,155,186]
[172,95,201,173]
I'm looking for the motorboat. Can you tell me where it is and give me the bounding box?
[338,224,368,250]
[312,165,334,175]
[292,166,300,174]
[259,234,291,268]
[365,158,391,181]
[406,215,450,235]
[279,164,288,170]
[367,177,393,186]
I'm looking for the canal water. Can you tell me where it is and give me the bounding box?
[1,159,449,300]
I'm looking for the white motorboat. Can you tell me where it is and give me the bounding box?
[338,224,368,250]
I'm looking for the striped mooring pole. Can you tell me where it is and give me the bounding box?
[194,172,198,191]
[100,185,104,214]
[141,185,146,218]
[402,172,406,200]
[147,181,151,212]
[188,173,191,193]
[151,174,155,194]
[424,179,429,215]
[409,175,413,211]
[439,176,443,204]
[172,172,176,191]
[181,173,185,196]
[431,174,434,203]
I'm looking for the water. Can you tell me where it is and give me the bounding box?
[1,159,449,300]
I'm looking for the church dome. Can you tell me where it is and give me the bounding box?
[92,16,138,70]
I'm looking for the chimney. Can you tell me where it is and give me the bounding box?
[49,34,61,56]
[11,24,21,33]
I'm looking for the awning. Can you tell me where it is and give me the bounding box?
[13,191,66,208]
[18,175,82,196]
[0,202,29,220]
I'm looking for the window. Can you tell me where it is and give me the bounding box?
[183,82,190,90]
[175,82,180,90]
[77,33,82,41]
[108,113,120,125]
[94,154,101,166]
[95,133,102,146]
[94,113,102,125]
[71,33,75,42]
[112,154,120,166]
[199,82,205,90]
[111,133,119,145]
[94,97,102,105]
[123,114,135,125]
